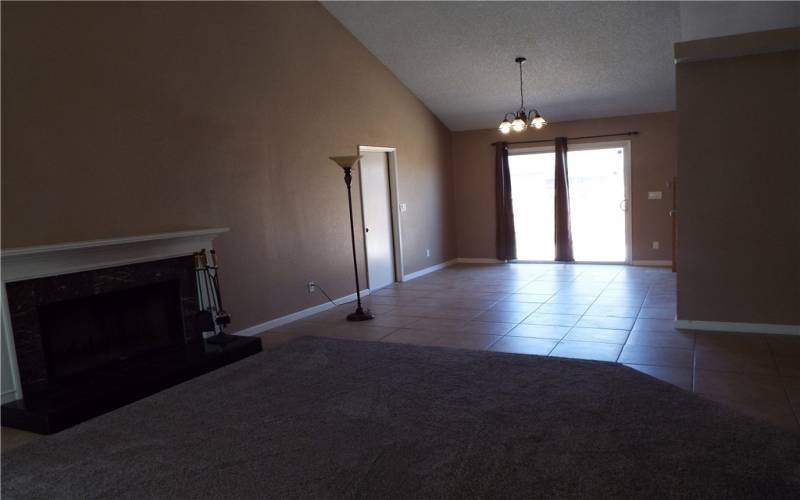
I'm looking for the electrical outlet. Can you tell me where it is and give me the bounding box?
[426,249,431,257]
[307,281,316,294]
[652,241,660,250]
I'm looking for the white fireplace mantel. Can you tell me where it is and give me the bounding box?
[1,228,229,403]
[2,228,229,283]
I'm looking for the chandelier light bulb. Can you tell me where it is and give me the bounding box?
[531,113,547,129]
[511,118,527,132]
[499,120,512,134]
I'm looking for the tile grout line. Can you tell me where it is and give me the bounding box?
[764,338,800,426]
[557,266,632,362]
[484,274,543,351]
[501,266,632,359]
[493,267,581,354]
[337,265,676,362]
[477,266,572,352]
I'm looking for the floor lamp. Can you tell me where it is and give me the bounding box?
[330,155,374,322]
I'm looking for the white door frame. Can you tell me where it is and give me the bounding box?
[357,145,404,289]
[507,139,633,263]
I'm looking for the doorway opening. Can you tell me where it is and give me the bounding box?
[508,141,631,262]
[357,146,404,291]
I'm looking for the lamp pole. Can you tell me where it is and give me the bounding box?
[331,156,374,321]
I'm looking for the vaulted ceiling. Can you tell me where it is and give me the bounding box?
[324,1,681,131]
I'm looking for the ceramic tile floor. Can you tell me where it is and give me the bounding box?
[4,263,798,452]
[260,263,800,432]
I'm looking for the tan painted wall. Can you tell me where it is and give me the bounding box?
[452,112,677,261]
[676,37,799,325]
[1,2,456,331]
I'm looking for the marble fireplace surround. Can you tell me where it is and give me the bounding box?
[1,228,229,403]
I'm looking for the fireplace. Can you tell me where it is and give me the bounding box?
[38,280,184,383]
[1,229,262,434]
[5,256,200,394]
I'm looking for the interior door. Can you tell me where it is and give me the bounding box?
[359,151,396,290]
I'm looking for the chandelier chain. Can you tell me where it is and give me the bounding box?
[519,61,525,111]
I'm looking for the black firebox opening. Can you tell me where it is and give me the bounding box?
[37,280,184,382]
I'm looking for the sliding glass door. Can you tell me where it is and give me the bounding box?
[509,141,631,262]
[567,144,630,261]
[508,148,556,260]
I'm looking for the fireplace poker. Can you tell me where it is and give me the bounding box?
[208,249,232,328]
[194,252,216,334]
[202,249,236,346]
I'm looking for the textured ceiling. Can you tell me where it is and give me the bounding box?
[323,1,681,131]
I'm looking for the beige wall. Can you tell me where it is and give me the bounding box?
[675,31,800,325]
[1,2,456,331]
[452,112,677,261]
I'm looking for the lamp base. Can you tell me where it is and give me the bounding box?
[347,306,375,322]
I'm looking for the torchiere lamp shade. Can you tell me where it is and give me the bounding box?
[329,155,362,170]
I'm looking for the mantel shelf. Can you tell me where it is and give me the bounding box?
[2,228,229,259]
[1,228,230,284]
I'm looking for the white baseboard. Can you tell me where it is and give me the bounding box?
[236,258,458,338]
[632,260,672,267]
[233,288,370,337]
[674,319,800,336]
[455,258,672,267]
[401,259,456,281]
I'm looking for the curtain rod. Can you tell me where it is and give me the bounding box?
[491,131,639,146]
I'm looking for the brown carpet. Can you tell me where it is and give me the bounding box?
[3,336,799,499]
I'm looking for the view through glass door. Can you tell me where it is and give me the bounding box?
[508,149,556,260]
[508,142,630,262]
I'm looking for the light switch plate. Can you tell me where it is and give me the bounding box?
[652,241,660,249]
[648,191,663,200]
[400,203,407,212]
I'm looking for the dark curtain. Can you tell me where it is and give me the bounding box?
[495,142,516,261]
[554,137,575,262]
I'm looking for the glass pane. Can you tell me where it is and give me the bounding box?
[509,152,555,261]
[567,147,627,262]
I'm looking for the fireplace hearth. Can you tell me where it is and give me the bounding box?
[1,240,261,434]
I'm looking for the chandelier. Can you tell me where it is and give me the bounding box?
[498,57,547,134]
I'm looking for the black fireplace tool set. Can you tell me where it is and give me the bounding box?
[195,249,236,345]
